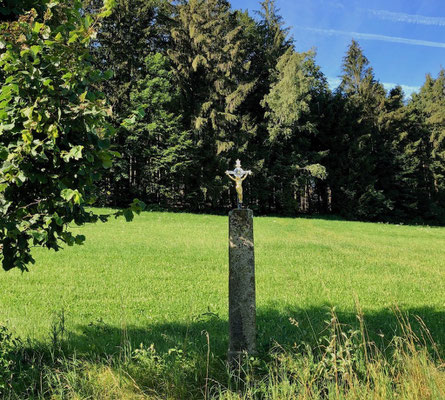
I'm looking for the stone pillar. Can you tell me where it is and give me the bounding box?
[228,209,256,361]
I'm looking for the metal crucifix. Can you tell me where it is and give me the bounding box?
[225,159,252,209]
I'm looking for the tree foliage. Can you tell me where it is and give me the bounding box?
[167,0,258,209]
[86,0,173,205]
[84,2,445,223]
[262,48,328,213]
[0,1,143,271]
[125,53,193,205]
[0,0,49,21]
[2,0,445,274]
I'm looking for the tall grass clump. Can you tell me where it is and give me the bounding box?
[1,307,444,399]
[216,308,444,399]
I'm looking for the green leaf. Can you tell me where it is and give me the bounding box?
[99,151,113,168]
[60,188,82,204]
[99,0,116,18]
[109,150,121,158]
[22,106,33,118]
[62,72,72,81]
[62,145,84,161]
[0,146,7,160]
[70,145,83,160]
[42,78,53,87]
[30,45,42,57]
[60,188,75,201]
[53,213,63,226]
[135,105,146,118]
[48,124,58,139]
[62,232,75,246]
[20,48,30,58]
[123,208,134,222]
[130,198,146,213]
[67,32,79,44]
[98,139,110,150]
[21,130,33,144]
[47,2,59,9]
[0,123,14,133]
[33,22,44,34]
[121,115,136,128]
[79,91,87,102]
[72,191,82,204]
[17,171,26,184]
[99,215,109,222]
[31,230,48,242]
[75,234,86,245]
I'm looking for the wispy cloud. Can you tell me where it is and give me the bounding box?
[367,9,445,27]
[296,26,445,49]
[327,77,342,89]
[327,1,344,9]
[327,77,419,97]
[382,82,420,97]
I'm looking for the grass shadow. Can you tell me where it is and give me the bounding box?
[3,305,444,399]
[65,305,445,359]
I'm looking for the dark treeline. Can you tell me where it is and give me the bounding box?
[4,0,445,224]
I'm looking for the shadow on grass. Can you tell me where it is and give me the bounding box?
[66,305,445,359]
[3,305,444,399]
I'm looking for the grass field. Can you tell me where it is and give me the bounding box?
[1,210,444,398]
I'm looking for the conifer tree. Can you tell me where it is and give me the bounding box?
[126,53,193,206]
[239,0,292,212]
[262,48,328,213]
[332,40,390,220]
[402,71,445,222]
[6,1,437,223]
[86,0,173,205]
[420,70,445,204]
[168,0,256,209]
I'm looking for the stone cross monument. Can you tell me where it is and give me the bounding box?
[226,160,256,362]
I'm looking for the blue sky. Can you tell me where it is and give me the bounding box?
[230,0,445,97]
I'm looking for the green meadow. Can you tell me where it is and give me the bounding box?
[1,211,444,398]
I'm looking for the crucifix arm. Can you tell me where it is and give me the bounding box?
[226,173,237,182]
[240,172,251,181]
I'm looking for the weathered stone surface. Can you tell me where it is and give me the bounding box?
[228,209,256,360]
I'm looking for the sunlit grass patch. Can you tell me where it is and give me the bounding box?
[0,210,444,398]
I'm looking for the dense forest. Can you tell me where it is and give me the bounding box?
[2,0,445,226]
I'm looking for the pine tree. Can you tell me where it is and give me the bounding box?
[86,0,173,205]
[421,70,445,204]
[126,53,193,206]
[261,49,328,214]
[256,0,291,65]
[168,0,256,209]
[375,86,416,221]
[402,71,445,222]
[238,0,292,213]
[331,40,390,220]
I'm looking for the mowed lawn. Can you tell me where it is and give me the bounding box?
[1,210,444,356]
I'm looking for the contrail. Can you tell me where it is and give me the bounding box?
[368,9,445,27]
[296,26,445,49]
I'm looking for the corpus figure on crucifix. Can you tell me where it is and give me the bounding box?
[225,159,252,209]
